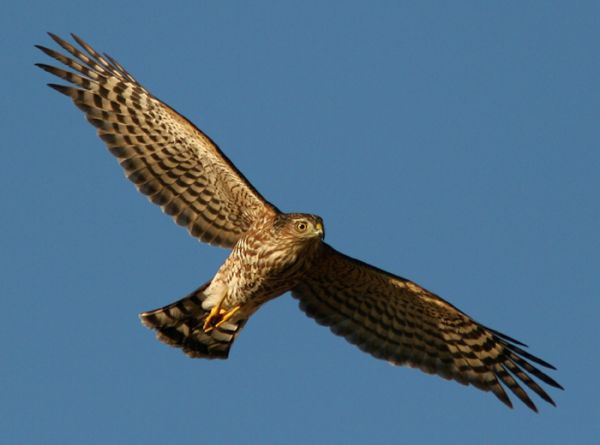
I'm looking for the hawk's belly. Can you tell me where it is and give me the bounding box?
[206,244,317,315]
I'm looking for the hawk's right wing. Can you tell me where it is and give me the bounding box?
[292,244,563,411]
[36,33,278,248]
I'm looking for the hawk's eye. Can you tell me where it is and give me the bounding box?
[296,221,308,232]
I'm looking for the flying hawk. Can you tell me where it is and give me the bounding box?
[36,33,562,412]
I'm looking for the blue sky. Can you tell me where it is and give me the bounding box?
[2,1,599,444]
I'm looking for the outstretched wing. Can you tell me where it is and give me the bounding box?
[36,33,278,248]
[292,244,563,412]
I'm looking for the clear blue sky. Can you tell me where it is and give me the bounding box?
[2,1,598,444]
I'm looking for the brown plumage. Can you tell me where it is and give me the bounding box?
[36,33,562,412]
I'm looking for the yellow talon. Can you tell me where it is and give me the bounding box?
[215,305,240,328]
[203,304,241,332]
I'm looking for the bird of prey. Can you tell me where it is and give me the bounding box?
[36,33,562,412]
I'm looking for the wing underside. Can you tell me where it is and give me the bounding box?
[293,244,563,411]
[36,33,278,247]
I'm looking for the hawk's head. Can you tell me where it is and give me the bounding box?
[252,213,325,277]
[278,213,324,241]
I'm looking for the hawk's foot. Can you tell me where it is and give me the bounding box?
[203,304,241,332]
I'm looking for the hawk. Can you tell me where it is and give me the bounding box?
[36,33,562,412]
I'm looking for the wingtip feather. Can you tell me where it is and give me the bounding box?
[47,83,74,95]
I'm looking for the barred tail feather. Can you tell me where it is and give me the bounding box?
[139,282,246,359]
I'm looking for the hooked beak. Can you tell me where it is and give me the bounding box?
[315,222,325,240]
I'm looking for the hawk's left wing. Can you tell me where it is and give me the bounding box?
[36,33,279,248]
[292,244,563,411]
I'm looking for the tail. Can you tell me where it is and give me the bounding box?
[139,282,247,359]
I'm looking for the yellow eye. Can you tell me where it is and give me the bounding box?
[296,221,308,232]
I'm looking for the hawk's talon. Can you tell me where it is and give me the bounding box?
[203,304,241,332]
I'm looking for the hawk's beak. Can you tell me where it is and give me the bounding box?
[315,222,325,239]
